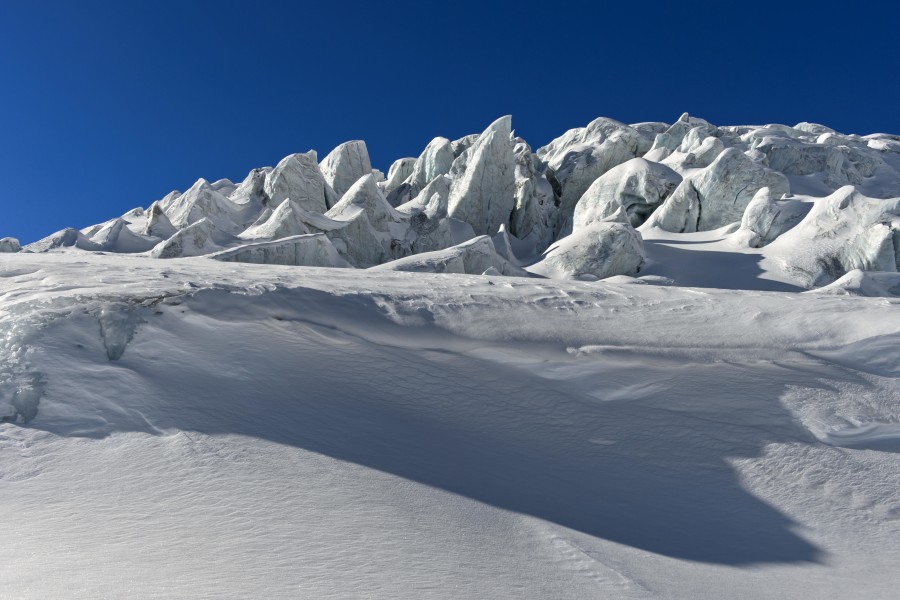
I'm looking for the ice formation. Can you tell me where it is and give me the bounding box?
[10,113,900,290]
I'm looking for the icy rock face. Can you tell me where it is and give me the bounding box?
[150,218,234,259]
[320,140,372,201]
[531,210,646,280]
[573,158,681,229]
[89,218,159,253]
[263,151,331,213]
[143,202,177,239]
[769,186,900,287]
[325,174,412,266]
[210,233,350,268]
[370,235,526,276]
[0,237,21,252]
[537,117,647,236]
[238,199,312,241]
[447,116,517,236]
[647,148,790,232]
[735,187,811,247]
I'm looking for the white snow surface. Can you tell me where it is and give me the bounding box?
[0,252,899,599]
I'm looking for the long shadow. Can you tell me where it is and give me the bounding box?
[27,287,841,565]
[641,239,803,292]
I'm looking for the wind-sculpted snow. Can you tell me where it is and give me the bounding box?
[767,186,900,287]
[1,252,900,598]
[370,235,525,276]
[210,234,350,268]
[8,112,900,291]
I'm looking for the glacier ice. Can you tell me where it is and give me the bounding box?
[447,116,517,236]
[210,233,350,268]
[0,237,21,252]
[320,140,373,202]
[735,187,811,247]
[647,148,790,232]
[531,210,645,281]
[573,158,681,229]
[263,151,331,214]
[6,112,900,291]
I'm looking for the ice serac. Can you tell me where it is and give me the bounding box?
[647,148,790,232]
[768,186,900,287]
[407,137,454,191]
[648,113,719,157]
[89,218,158,253]
[150,218,235,259]
[238,199,312,241]
[573,158,681,229]
[143,202,177,239]
[325,174,411,266]
[383,157,416,196]
[509,137,556,250]
[320,140,372,203]
[447,116,517,236]
[0,237,21,252]
[24,228,103,252]
[735,187,811,247]
[165,178,256,233]
[263,151,331,213]
[209,234,350,267]
[536,117,647,236]
[531,210,645,280]
[370,235,526,276]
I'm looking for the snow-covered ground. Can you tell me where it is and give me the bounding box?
[2,252,899,598]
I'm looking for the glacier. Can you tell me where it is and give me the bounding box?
[2,112,900,599]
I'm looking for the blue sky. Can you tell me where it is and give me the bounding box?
[1,0,898,243]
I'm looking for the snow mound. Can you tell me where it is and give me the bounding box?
[735,187,811,247]
[24,228,103,252]
[530,211,645,281]
[768,186,900,287]
[808,269,900,297]
[0,237,21,252]
[210,234,350,268]
[370,235,526,276]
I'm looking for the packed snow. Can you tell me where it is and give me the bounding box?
[2,112,900,598]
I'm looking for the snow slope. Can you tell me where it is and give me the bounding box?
[1,252,899,599]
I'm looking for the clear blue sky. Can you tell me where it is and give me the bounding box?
[1,0,898,243]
